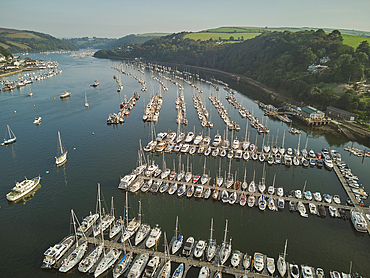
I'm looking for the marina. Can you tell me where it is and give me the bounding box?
[1,51,369,278]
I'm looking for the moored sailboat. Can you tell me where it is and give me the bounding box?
[157,233,171,278]
[121,194,141,242]
[277,239,288,277]
[172,216,183,254]
[94,247,121,277]
[219,219,231,265]
[59,210,88,272]
[2,124,16,145]
[112,242,133,278]
[55,131,67,166]
[206,218,216,261]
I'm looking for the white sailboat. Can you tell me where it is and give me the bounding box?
[78,184,106,273]
[157,233,171,278]
[206,218,216,261]
[59,210,88,272]
[121,194,141,242]
[112,240,133,278]
[85,92,89,107]
[219,219,231,265]
[94,246,121,277]
[277,239,288,277]
[171,216,183,254]
[2,124,16,145]
[78,241,104,273]
[93,195,115,237]
[55,131,67,166]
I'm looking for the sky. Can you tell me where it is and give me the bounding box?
[1,0,369,38]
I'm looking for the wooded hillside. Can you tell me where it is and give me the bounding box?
[95,30,370,120]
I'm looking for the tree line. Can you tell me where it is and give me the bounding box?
[95,30,370,121]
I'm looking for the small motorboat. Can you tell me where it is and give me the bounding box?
[33,117,42,125]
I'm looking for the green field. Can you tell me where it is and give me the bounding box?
[136,33,169,37]
[204,27,262,33]
[5,32,42,39]
[0,42,10,49]
[342,34,370,49]
[7,41,30,49]
[184,32,261,41]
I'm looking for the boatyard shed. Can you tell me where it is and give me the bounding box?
[301,106,325,120]
[326,106,355,121]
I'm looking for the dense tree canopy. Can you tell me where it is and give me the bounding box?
[0,45,13,58]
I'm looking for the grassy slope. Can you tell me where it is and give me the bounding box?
[342,34,370,49]
[136,33,169,37]
[4,32,43,39]
[0,42,9,49]
[184,32,260,41]
[7,41,30,49]
[196,27,370,48]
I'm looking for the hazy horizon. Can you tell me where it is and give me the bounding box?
[2,0,370,38]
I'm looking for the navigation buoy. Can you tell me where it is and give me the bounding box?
[92,132,95,135]
[14,111,16,113]
[54,97,55,100]
[33,104,35,107]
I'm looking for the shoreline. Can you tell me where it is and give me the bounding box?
[0,67,40,78]
[97,55,369,145]
[94,55,299,105]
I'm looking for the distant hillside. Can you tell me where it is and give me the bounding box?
[63,33,168,50]
[108,33,168,49]
[186,26,370,48]
[62,37,116,49]
[0,28,78,53]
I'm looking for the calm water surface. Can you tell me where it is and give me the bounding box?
[0,52,369,277]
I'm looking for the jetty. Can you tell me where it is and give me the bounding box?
[120,174,358,215]
[83,236,273,278]
[332,162,370,235]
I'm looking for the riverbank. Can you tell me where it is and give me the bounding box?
[95,55,368,144]
[0,67,40,78]
[94,55,298,106]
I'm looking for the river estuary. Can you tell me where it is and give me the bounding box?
[0,51,369,278]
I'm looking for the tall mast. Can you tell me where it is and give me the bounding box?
[223,219,228,244]
[138,200,142,223]
[110,197,114,217]
[203,157,207,175]
[175,216,178,239]
[283,239,288,260]
[304,135,309,150]
[209,218,214,242]
[125,191,129,227]
[58,131,63,154]
[71,209,78,247]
